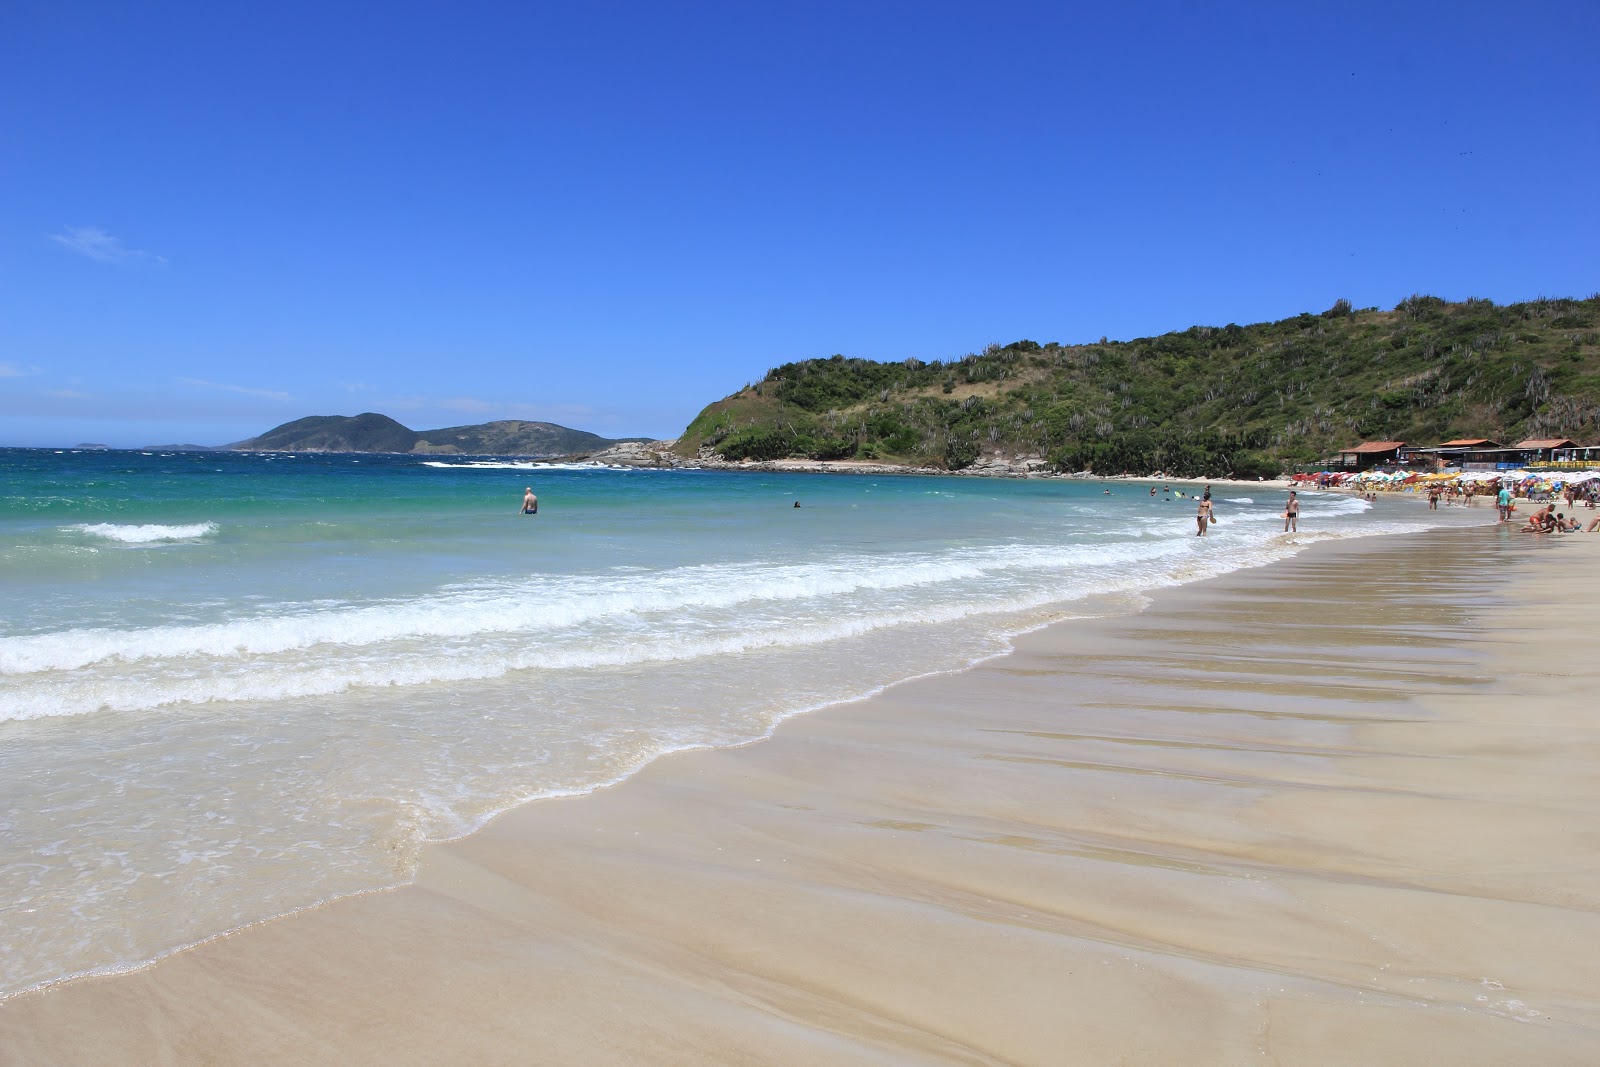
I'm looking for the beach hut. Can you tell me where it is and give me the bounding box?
[1553,443,1600,466]
[1515,438,1577,465]
[1409,439,1508,470]
[1337,441,1406,471]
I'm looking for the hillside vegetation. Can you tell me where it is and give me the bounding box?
[234,414,639,456]
[676,295,1600,476]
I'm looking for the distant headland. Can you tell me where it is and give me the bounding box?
[668,294,1600,477]
[231,413,648,457]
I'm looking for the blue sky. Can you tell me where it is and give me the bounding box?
[2,1,1596,447]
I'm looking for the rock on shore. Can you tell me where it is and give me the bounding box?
[573,441,1064,478]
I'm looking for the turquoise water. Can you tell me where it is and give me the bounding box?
[0,447,1484,995]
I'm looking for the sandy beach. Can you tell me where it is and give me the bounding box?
[4,523,1598,1065]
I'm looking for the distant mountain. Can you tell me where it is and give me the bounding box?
[232,413,646,457]
[237,413,420,453]
[413,420,634,456]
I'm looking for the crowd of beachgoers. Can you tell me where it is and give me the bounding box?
[1292,467,1600,532]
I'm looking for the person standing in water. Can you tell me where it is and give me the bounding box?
[1283,490,1299,533]
[1196,494,1212,536]
[520,487,538,515]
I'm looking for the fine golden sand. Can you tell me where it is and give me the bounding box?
[3,525,1598,1065]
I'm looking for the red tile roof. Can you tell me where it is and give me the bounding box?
[1339,441,1406,453]
[1437,438,1496,447]
[1515,438,1576,449]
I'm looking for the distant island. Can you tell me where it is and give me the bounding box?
[232,413,648,457]
[670,294,1600,476]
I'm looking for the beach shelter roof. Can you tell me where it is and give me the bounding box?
[1516,438,1577,449]
[1435,438,1498,448]
[1339,441,1406,453]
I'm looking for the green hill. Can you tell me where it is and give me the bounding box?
[411,420,635,456]
[234,414,641,456]
[677,294,1600,476]
[239,413,420,453]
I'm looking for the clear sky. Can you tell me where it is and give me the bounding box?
[2,1,1596,447]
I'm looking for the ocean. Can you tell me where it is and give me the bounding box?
[0,447,1487,996]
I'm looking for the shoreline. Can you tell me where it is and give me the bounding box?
[0,490,1341,1003]
[5,523,1598,1062]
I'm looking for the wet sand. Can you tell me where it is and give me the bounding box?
[4,526,1598,1065]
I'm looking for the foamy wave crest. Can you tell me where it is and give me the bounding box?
[420,460,640,471]
[0,533,1291,720]
[1223,497,1255,504]
[0,541,1173,676]
[1315,494,1373,514]
[68,522,219,543]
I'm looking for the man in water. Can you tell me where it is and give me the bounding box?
[1496,483,1513,523]
[1283,490,1299,533]
[520,487,538,515]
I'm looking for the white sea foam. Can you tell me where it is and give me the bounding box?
[1317,494,1374,514]
[0,525,1413,722]
[0,541,1174,678]
[68,522,219,543]
[420,459,666,472]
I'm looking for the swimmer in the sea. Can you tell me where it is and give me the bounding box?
[520,487,538,515]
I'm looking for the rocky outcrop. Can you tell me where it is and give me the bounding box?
[571,441,1067,479]
[577,440,686,467]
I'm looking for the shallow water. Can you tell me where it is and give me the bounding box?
[0,448,1488,994]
